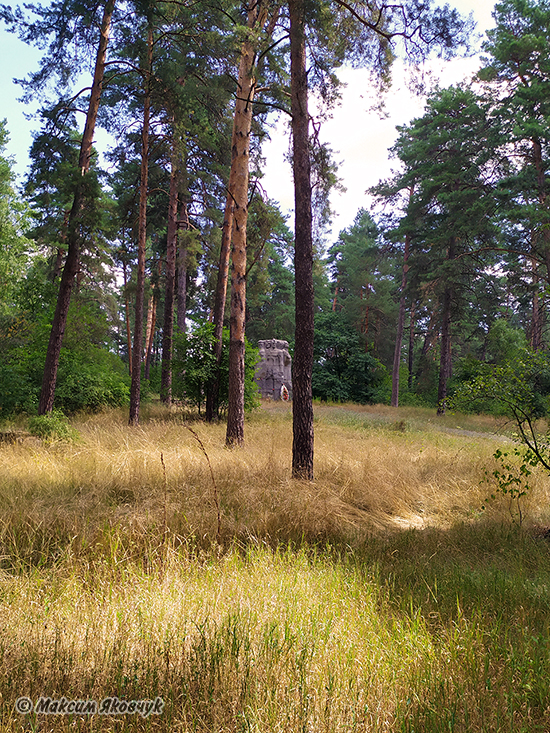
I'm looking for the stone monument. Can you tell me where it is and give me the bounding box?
[255,339,292,400]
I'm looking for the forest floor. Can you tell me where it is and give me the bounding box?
[1,402,550,731]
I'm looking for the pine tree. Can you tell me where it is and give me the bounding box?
[387,86,502,412]
[288,0,472,475]
[480,0,550,350]
[1,0,118,414]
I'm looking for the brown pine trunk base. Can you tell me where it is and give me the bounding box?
[129,24,152,427]
[290,0,314,480]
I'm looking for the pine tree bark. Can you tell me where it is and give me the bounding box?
[206,191,233,421]
[128,24,152,427]
[332,281,339,311]
[38,0,115,414]
[408,300,415,391]
[160,147,180,404]
[225,0,268,446]
[176,203,189,334]
[290,0,314,479]
[531,255,542,351]
[437,237,455,416]
[436,286,452,415]
[532,138,548,349]
[123,258,132,376]
[144,268,158,381]
[391,188,413,407]
[391,235,410,406]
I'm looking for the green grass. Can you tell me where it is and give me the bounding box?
[1,403,550,731]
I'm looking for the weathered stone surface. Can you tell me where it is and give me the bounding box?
[255,339,292,400]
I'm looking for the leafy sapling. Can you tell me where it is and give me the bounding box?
[483,446,540,526]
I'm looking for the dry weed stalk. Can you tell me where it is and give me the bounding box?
[160,451,168,568]
[186,426,222,545]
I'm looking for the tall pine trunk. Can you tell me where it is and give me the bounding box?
[391,188,413,407]
[225,0,268,446]
[531,255,542,351]
[177,203,189,334]
[123,257,132,376]
[391,237,410,406]
[437,237,455,416]
[290,0,314,479]
[436,287,453,415]
[160,144,180,404]
[408,301,415,390]
[532,138,548,350]
[128,24,152,426]
[206,191,233,421]
[38,0,115,414]
[144,266,158,381]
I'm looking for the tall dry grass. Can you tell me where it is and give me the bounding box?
[1,403,550,731]
[0,402,532,565]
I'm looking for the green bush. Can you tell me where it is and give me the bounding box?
[28,410,78,442]
[312,312,390,404]
[55,352,130,413]
[451,350,550,419]
[0,286,130,417]
[172,321,259,416]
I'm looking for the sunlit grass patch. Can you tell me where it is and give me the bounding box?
[2,531,550,731]
[1,404,550,730]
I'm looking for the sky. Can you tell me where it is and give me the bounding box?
[262,0,497,241]
[0,0,496,243]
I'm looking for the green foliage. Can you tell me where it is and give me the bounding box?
[54,351,130,413]
[27,410,78,442]
[452,321,531,414]
[0,307,49,415]
[242,197,295,345]
[486,319,528,364]
[452,353,550,510]
[0,267,129,417]
[451,351,550,422]
[328,209,398,365]
[312,312,390,404]
[172,321,259,415]
[483,446,538,526]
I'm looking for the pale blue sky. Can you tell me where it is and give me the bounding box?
[0,30,41,176]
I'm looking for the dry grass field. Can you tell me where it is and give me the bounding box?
[1,401,550,731]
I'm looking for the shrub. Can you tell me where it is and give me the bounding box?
[55,352,130,413]
[28,410,78,442]
[172,321,259,416]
